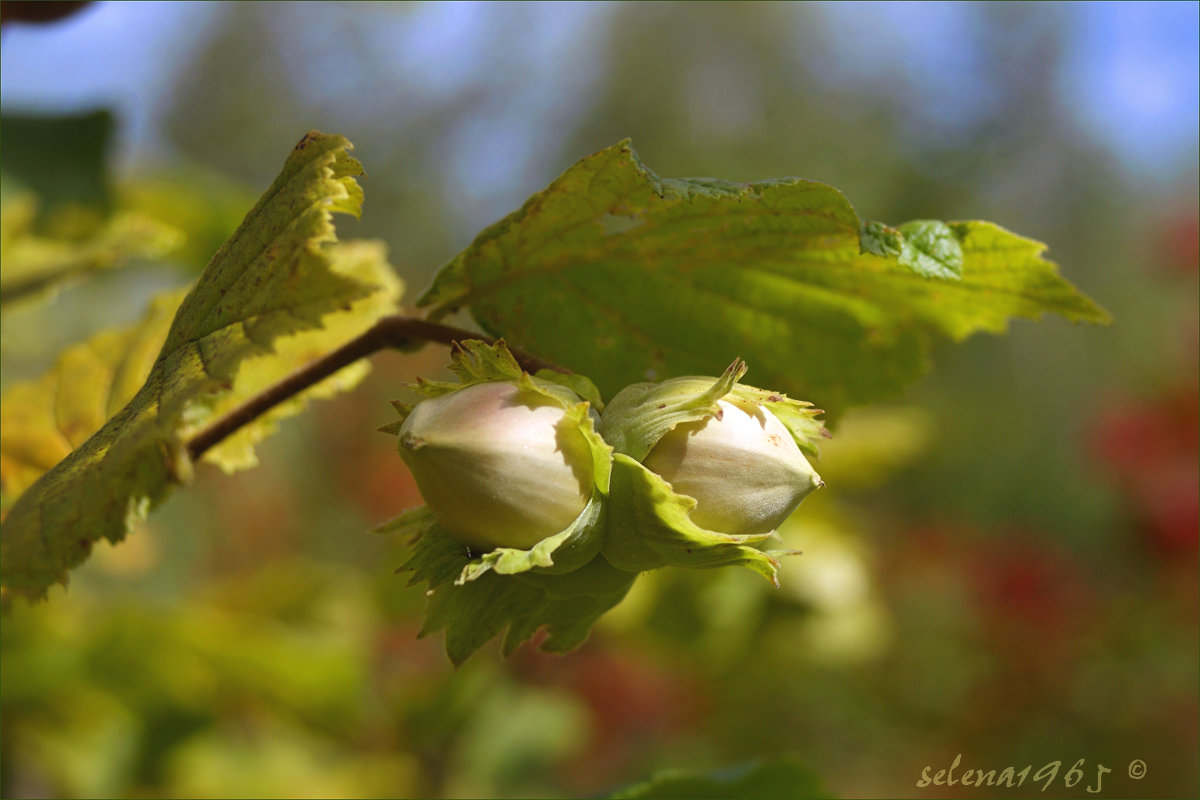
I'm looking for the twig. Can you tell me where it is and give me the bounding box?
[184,315,566,461]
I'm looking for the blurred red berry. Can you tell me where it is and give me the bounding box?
[1087,382,1199,557]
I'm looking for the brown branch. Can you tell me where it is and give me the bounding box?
[184,315,566,462]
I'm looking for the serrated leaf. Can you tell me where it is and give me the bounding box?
[0,193,183,307]
[400,525,474,591]
[419,140,1110,413]
[0,239,399,506]
[404,338,528,401]
[373,504,434,537]
[941,220,1111,334]
[398,338,605,414]
[0,131,391,601]
[189,240,402,473]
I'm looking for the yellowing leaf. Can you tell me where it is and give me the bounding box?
[1,131,396,601]
[0,239,401,505]
[185,240,402,473]
[0,291,182,512]
[0,194,183,307]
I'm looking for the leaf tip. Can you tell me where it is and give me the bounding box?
[293,129,323,151]
[378,421,404,436]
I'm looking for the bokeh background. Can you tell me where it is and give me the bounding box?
[1,2,1197,798]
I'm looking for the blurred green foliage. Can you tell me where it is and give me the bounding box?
[608,756,828,799]
[1,3,1196,799]
[0,110,113,219]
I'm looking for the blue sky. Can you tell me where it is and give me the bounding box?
[2,1,1196,184]
[1057,1,1199,176]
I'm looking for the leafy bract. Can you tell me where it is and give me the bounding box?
[382,339,625,663]
[598,362,825,583]
[398,526,636,667]
[386,337,601,416]
[419,140,1111,412]
[1,131,398,601]
[598,358,747,463]
[605,454,785,584]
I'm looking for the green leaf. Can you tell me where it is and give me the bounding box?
[942,220,1111,335]
[401,527,637,666]
[859,220,903,258]
[399,524,474,590]
[419,140,1110,413]
[0,131,394,601]
[607,755,831,799]
[897,219,963,280]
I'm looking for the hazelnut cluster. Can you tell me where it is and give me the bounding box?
[394,343,824,583]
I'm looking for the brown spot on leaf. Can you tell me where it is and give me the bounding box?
[295,130,319,151]
[768,394,783,402]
